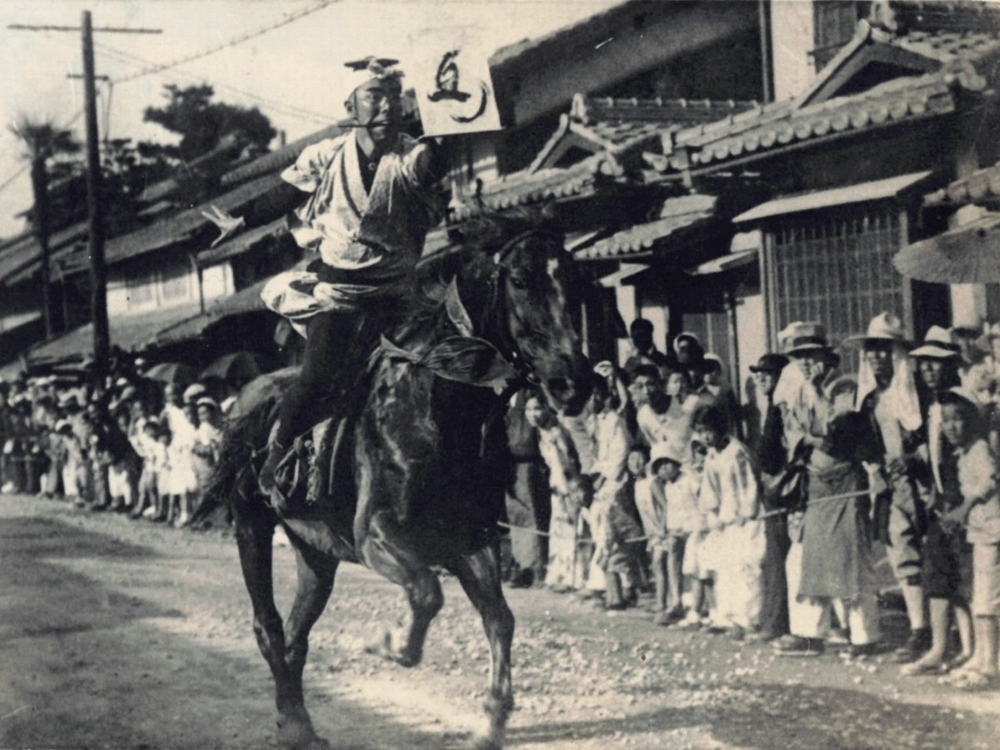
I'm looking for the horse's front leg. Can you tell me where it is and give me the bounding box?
[453,541,515,750]
[358,509,444,667]
[273,531,340,750]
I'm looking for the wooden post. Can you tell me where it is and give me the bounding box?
[82,10,109,384]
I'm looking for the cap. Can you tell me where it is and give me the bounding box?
[750,353,790,374]
[779,321,832,356]
[909,325,961,359]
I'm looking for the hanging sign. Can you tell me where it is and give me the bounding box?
[407,27,502,137]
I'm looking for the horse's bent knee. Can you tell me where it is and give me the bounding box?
[413,575,444,617]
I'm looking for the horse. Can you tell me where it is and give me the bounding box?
[194,210,592,750]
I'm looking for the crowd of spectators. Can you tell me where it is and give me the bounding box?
[503,312,1000,692]
[0,353,238,527]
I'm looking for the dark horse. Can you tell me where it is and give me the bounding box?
[194,211,592,750]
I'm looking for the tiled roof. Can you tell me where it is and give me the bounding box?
[219,124,344,188]
[451,153,624,221]
[893,28,1000,64]
[924,160,1000,207]
[61,173,285,274]
[152,279,272,346]
[570,95,758,151]
[574,194,717,260]
[0,222,88,285]
[647,64,979,174]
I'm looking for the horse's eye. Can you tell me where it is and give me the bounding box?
[509,276,528,291]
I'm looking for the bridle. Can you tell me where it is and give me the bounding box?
[477,228,563,384]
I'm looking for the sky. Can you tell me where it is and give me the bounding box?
[0,0,622,238]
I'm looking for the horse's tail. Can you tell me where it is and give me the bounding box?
[191,368,297,526]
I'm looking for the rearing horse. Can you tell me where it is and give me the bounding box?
[195,211,592,750]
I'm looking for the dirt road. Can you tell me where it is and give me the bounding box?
[0,493,997,750]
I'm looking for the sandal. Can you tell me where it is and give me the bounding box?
[900,660,947,676]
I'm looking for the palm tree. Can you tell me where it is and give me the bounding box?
[9,115,81,339]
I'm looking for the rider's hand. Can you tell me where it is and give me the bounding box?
[201,205,245,248]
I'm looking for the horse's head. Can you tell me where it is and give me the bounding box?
[448,210,593,416]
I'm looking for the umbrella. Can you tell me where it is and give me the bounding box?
[893,212,1000,284]
[143,361,197,385]
[200,352,261,382]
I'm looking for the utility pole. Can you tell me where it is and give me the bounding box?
[10,13,160,387]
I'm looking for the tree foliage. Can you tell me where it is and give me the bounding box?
[143,84,276,162]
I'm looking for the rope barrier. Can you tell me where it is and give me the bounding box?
[498,488,872,544]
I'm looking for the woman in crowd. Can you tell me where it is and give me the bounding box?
[694,402,764,640]
[936,388,1000,690]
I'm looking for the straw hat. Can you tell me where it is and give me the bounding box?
[909,326,961,359]
[778,321,832,356]
[182,383,208,404]
[842,312,910,347]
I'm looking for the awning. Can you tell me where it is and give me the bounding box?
[596,263,650,287]
[197,218,288,267]
[734,171,934,224]
[152,277,274,346]
[575,194,717,261]
[22,305,202,364]
[687,249,757,275]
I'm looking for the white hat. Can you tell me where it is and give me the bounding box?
[910,326,961,359]
[195,396,218,410]
[649,441,687,468]
[843,312,910,347]
[778,321,832,356]
[182,383,208,403]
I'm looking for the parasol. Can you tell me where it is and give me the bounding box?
[893,211,1000,284]
[143,361,197,385]
[200,352,261,382]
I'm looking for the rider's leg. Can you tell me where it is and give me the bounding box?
[259,311,350,496]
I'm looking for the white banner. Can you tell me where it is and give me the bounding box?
[407,27,502,137]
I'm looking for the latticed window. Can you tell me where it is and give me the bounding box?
[770,205,903,370]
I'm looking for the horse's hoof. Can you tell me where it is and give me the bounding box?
[471,733,504,750]
[364,629,421,668]
[276,710,327,750]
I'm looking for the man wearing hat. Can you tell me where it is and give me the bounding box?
[848,312,930,663]
[770,322,843,656]
[743,352,792,641]
[910,326,962,496]
[205,56,447,505]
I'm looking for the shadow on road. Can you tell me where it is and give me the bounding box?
[0,515,462,750]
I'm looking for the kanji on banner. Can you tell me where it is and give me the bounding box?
[407,27,502,137]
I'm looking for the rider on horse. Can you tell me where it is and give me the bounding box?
[206,56,448,507]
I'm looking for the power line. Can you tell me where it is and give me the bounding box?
[95,42,337,125]
[112,0,342,85]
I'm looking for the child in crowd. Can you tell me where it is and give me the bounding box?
[636,441,692,625]
[678,442,713,628]
[936,388,1000,690]
[694,403,765,640]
